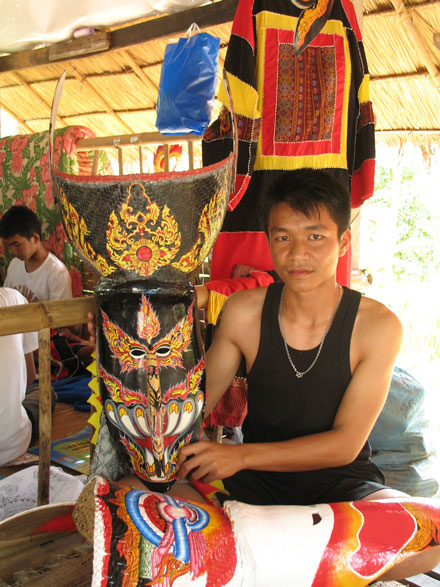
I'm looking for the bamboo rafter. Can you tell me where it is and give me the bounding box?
[389,0,440,90]
[68,63,135,134]
[9,71,68,127]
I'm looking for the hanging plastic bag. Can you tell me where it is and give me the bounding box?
[155,23,220,135]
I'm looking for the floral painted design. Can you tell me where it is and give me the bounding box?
[0,126,111,294]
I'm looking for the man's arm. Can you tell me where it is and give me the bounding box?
[177,299,403,483]
[203,298,246,416]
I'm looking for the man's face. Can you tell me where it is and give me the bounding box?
[4,233,38,261]
[267,203,350,291]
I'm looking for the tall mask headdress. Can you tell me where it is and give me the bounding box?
[49,72,235,491]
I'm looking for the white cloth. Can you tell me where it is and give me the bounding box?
[223,500,334,587]
[0,288,38,466]
[0,466,86,522]
[4,252,72,302]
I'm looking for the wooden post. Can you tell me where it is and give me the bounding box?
[139,146,143,173]
[163,144,170,172]
[91,150,100,175]
[37,327,51,506]
[117,147,123,175]
[188,141,194,170]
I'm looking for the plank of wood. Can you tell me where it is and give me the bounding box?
[427,561,440,579]
[403,576,440,586]
[15,544,93,586]
[0,0,238,72]
[38,328,52,506]
[0,296,96,336]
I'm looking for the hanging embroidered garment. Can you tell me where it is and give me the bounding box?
[203,0,375,283]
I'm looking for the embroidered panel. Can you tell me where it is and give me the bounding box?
[255,12,350,170]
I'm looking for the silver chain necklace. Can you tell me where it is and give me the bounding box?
[279,285,342,378]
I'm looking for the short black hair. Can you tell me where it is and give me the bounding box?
[259,169,351,238]
[0,205,42,240]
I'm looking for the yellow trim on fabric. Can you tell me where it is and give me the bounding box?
[254,152,348,170]
[87,355,102,445]
[255,12,351,170]
[218,71,260,119]
[87,354,97,376]
[207,291,228,326]
[358,74,370,104]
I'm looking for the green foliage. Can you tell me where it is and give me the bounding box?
[368,165,440,281]
[361,152,440,391]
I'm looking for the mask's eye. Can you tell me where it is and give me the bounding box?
[156,345,171,358]
[129,347,147,360]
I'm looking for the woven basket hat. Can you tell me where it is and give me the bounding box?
[49,73,234,285]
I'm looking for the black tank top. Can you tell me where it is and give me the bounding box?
[244,282,371,462]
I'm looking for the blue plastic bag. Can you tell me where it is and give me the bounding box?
[156,23,220,136]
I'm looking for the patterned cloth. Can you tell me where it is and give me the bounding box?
[203,0,375,283]
[0,126,110,293]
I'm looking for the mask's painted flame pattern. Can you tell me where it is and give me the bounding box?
[137,295,160,341]
[101,301,194,373]
[172,186,228,273]
[58,188,115,276]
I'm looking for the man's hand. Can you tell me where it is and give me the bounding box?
[176,441,244,483]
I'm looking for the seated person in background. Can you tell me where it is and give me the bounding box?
[0,205,88,380]
[0,287,38,464]
[177,169,407,506]
[0,205,72,302]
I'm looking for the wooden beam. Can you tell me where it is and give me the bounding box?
[0,0,238,73]
[371,71,434,83]
[0,296,96,336]
[364,0,440,19]
[118,49,159,95]
[9,71,67,126]
[389,0,440,90]
[76,131,200,150]
[376,129,440,134]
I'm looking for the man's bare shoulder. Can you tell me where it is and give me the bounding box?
[224,286,268,317]
[359,295,401,324]
[216,286,268,337]
[355,295,403,352]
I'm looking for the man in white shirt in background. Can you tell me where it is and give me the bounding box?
[0,205,72,302]
[0,287,38,465]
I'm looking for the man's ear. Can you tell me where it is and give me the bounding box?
[338,229,351,257]
[31,233,40,244]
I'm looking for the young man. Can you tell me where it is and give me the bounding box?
[0,205,72,302]
[87,169,440,581]
[176,169,405,505]
[0,287,38,465]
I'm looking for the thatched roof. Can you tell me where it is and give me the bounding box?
[1,0,439,156]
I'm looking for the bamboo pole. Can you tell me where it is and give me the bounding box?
[37,327,51,506]
[0,296,96,336]
[9,71,68,127]
[119,49,159,95]
[76,131,201,151]
[68,63,135,134]
[390,0,440,90]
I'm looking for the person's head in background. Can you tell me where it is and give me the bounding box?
[0,205,46,264]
